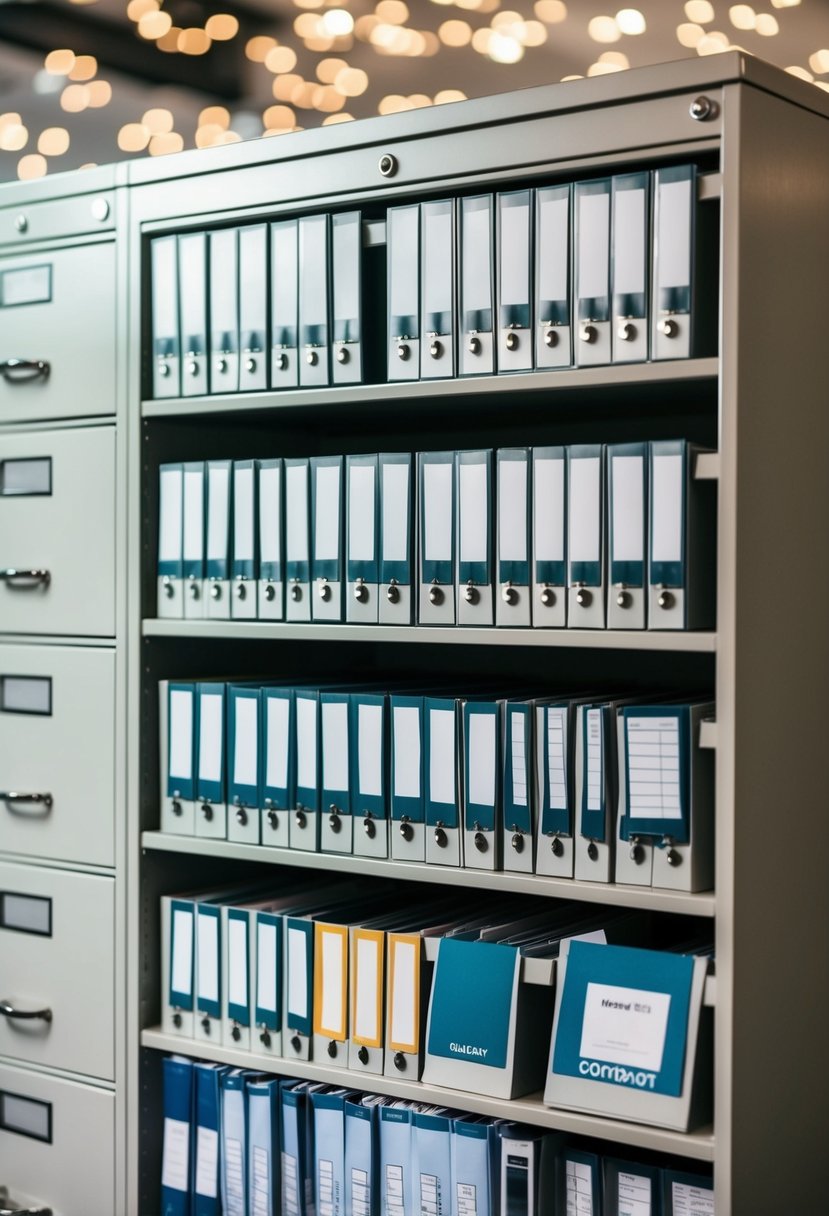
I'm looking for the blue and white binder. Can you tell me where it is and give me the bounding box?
[652,163,698,361]
[456,449,493,626]
[205,459,232,620]
[535,700,578,880]
[311,454,344,622]
[158,463,184,618]
[299,212,330,386]
[418,451,456,625]
[420,198,456,379]
[346,453,379,624]
[227,684,262,845]
[164,680,197,834]
[351,693,388,859]
[239,224,268,392]
[567,444,606,629]
[321,691,353,853]
[331,210,363,385]
[152,234,180,398]
[387,203,420,380]
[663,1168,715,1216]
[574,701,616,882]
[248,1077,281,1216]
[604,1159,662,1216]
[463,700,500,871]
[575,178,612,366]
[209,227,240,394]
[260,686,293,848]
[280,1080,315,1215]
[498,1125,560,1216]
[452,1117,499,1216]
[379,452,413,625]
[648,440,716,630]
[413,1109,454,1216]
[231,459,257,620]
[390,694,425,862]
[608,441,648,630]
[195,900,222,1041]
[459,194,495,376]
[502,702,534,873]
[178,231,208,397]
[535,183,572,369]
[192,1062,229,1216]
[345,1095,383,1216]
[220,1070,250,1216]
[162,896,196,1036]
[312,1088,352,1216]
[425,696,462,866]
[271,217,299,388]
[182,461,206,619]
[612,171,650,364]
[254,910,284,1055]
[496,447,531,627]
[497,189,533,372]
[531,445,566,627]
[292,688,321,851]
[557,1146,601,1216]
[285,457,312,621]
[257,458,284,620]
[161,1055,194,1216]
[379,1104,416,1216]
[222,902,254,1048]
[284,916,315,1061]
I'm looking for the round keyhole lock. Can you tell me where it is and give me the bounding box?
[690,95,714,121]
[434,825,448,848]
[657,317,678,338]
[551,836,564,857]
[468,336,481,355]
[235,582,246,600]
[260,1029,271,1048]
[267,809,279,830]
[265,583,276,602]
[216,357,228,373]
[397,342,410,361]
[306,349,318,366]
[540,586,556,608]
[201,1017,211,1033]
[236,808,248,826]
[318,580,332,602]
[428,584,444,606]
[173,1011,182,1028]
[379,152,398,177]
[394,1052,406,1071]
[667,847,682,867]
[363,815,376,839]
[617,322,636,342]
[511,832,524,853]
[464,583,479,605]
[580,324,597,344]
[163,578,174,599]
[505,331,519,352]
[617,589,632,609]
[245,357,257,373]
[544,328,558,349]
[159,363,171,377]
[399,817,413,841]
[187,360,199,376]
[429,339,443,359]
[210,584,222,601]
[201,803,213,822]
[171,799,182,817]
[188,581,199,600]
[329,806,342,832]
[327,1040,338,1059]
[587,840,599,862]
[276,352,288,371]
[295,808,307,828]
[354,581,368,603]
[658,589,675,610]
[387,583,400,604]
[576,586,593,607]
[502,584,518,606]
[291,583,302,602]
[474,831,488,854]
[290,1035,301,1053]
[336,346,349,364]
[231,1025,241,1042]
[358,1045,369,1065]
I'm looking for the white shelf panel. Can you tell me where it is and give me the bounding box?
[141,358,720,419]
[140,1028,715,1162]
[141,831,716,917]
[142,619,717,652]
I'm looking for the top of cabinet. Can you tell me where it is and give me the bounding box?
[0,162,122,247]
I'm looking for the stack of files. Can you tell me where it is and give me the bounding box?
[150,210,366,401]
[156,438,716,631]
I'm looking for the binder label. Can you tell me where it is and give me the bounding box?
[195,1125,219,1198]
[161,1116,189,1193]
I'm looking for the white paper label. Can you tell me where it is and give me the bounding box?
[300,215,327,327]
[468,712,496,807]
[539,194,569,303]
[390,206,419,320]
[657,178,692,290]
[547,707,567,809]
[423,462,453,563]
[228,916,248,1009]
[233,695,258,788]
[320,928,346,1037]
[354,935,380,1042]
[198,692,223,784]
[570,456,601,564]
[349,463,376,563]
[296,695,317,791]
[195,1125,219,1198]
[429,707,455,806]
[651,454,683,563]
[286,463,310,564]
[459,461,488,564]
[234,465,254,561]
[225,1134,245,1216]
[586,709,603,811]
[382,462,410,564]
[183,468,204,562]
[578,190,610,301]
[499,458,528,563]
[611,455,644,563]
[207,465,229,562]
[534,457,565,564]
[424,205,453,315]
[462,202,491,314]
[171,907,193,997]
[580,982,671,1072]
[159,468,183,564]
[266,696,290,791]
[259,465,281,564]
[614,187,646,296]
[333,215,360,321]
[626,715,681,820]
[161,1117,189,1192]
[153,238,177,337]
[671,1180,715,1216]
[617,1171,654,1216]
[358,702,383,798]
[197,911,219,1004]
[252,1143,271,1216]
[169,689,193,781]
[565,1158,593,1216]
[510,711,527,807]
[272,221,298,323]
[390,939,416,1047]
[257,920,278,1014]
[322,700,349,794]
[393,706,421,799]
[288,926,308,1019]
[315,463,342,563]
[499,196,529,307]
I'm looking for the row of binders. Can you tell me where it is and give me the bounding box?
[161,1053,715,1215]
[161,881,713,1124]
[150,163,715,399]
[162,679,715,893]
[157,441,715,631]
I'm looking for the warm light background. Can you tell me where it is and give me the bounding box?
[0,0,824,180]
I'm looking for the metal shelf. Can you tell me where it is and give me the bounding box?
[142,619,717,652]
[141,831,716,917]
[140,1028,715,1162]
[141,358,720,419]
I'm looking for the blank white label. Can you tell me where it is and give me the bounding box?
[259,465,281,564]
[272,222,298,323]
[287,926,308,1019]
[228,916,248,1008]
[626,716,681,820]
[614,188,646,296]
[671,1181,715,1216]
[611,455,644,563]
[0,892,50,936]
[424,206,453,315]
[354,935,380,1042]
[2,264,51,307]
[169,689,193,781]
[510,712,527,807]
[300,216,327,327]
[210,231,237,332]
[499,197,529,307]
[651,454,683,563]
[382,462,410,564]
[658,178,692,289]
[197,912,219,1004]
[206,466,230,562]
[580,981,671,1073]
[499,459,528,563]
[389,207,419,321]
[296,696,317,790]
[534,458,565,563]
[314,464,341,562]
[429,708,455,806]
[333,216,360,321]
[257,920,278,1013]
[153,238,177,337]
[159,468,183,564]
[358,703,383,798]
[569,457,601,564]
[240,227,267,336]
[195,1125,219,1198]
[1,458,51,496]
[539,195,569,302]
[393,706,420,799]
[198,693,223,784]
[320,929,345,1036]
[578,191,610,300]
[286,464,309,564]
[265,696,290,791]
[547,707,567,809]
[233,696,258,788]
[161,1117,190,1192]
[234,466,254,561]
[322,700,349,793]
[586,709,603,811]
[390,940,416,1048]
[349,463,376,563]
[468,713,496,807]
[462,203,491,314]
[459,461,488,564]
[183,469,204,562]
[171,907,193,996]
[179,235,206,341]
[1,1092,49,1141]
[1,676,50,715]
[423,462,453,562]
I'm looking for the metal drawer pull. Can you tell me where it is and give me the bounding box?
[0,792,53,812]
[0,359,50,384]
[0,999,52,1022]
[0,1188,52,1216]
[0,570,50,588]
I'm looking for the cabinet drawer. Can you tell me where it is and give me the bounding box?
[0,425,115,637]
[0,643,115,867]
[0,1061,114,1216]
[0,243,116,425]
[0,861,114,1080]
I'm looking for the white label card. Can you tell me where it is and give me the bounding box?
[159,468,183,564]
[333,215,360,321]
[390,939,416,1048]
[320,928,346,1037]
[423,462,453,563]
[349,463,376,563]
[614,188,646,297]
[586,709,603,812]
[547,707,567,809]
[459,461,488,565]
[651,454,683,564]
[296,696,317,791]
[257,920,278,1014]
[658,178,692,290]
[197,911,219,1003]
[195,1125,219,1198]
[429,708,456,806]
[671,1181,715,1216]
[206,466,229,562]
[611,455,645,563]
[183,468,204,562]
[539,194,569,303]
[569,457,601,564]
[288,926,309,1019]
[382,462,410,564]
[198,692,223,784]
[565,1159,594,1216]
[534,457,565,564]
[161,1117,190,1192]
[510,711,527,807]
[354,935,380,1042]
[233,695,258,788]
[259,465,281,564]
[266,696,290,791]
[315,463,342,563]
[169,689,193,781]
[424,205,453,315]
[468,712,496,807]
[499,196,530,307]
[617,1171,654,1216]
[393,706,420,799]
[228,916,248,1009]
[580,982,671,1072]
[171,907,193,997]
[390,206,419,320]
[462,202,492,314]
[358,703,383,798]
[234,466,254,560]
[578,191,610,301]
[322,700,349,794]
[286,463,310,564]
[626,715,681,820]
[499,458,528,564]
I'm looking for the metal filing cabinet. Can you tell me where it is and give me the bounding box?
[0,168,126,1215]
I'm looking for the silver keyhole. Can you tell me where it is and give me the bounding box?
[464,582,478,605]
[658,318,678,338]
[336,346,349,364]
[540,586,555,607]
[429,339,442,359]
[544,328,558,348]
[468,336,481,355]
[617,322,636,342]
[318,581,332,602]
[505,332,519,351]
[306,350,318,366]
[397,342,410,361]
[580,324,597,344]
[428,584,444,606]
[354,581,368,603]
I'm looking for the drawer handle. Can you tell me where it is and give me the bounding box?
[0,359,50,384]
[0,792,53,813]
[0,570,50,589]
[0,1190,52,1216]
[0,999,52,1023]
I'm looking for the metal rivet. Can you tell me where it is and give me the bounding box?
[587,840,599,861]
[617,322,636,342]
[91,197,110,221]
[397,342,410,361]
[210,584,221,600]
[505,331,519,351]
[379,152,397,177]
[540,586,555,607]
[306,350,318,366]
[358,1045,369,1065]
[544,328,558,348]
[318,580,332,602]
[201,803,213,822]
[236,808,247,826]
[467,336,481,355]
[576,586,592,607]
[187,360,198,375]
[265,584,276,602]
[502,584,517,605]
[354,581,368,603]
[464,582,478,605]
[246,356,256,373]
[387,582,400,604]
[15,214,28,233]
[657,317,678,338]
[551,836,564,857]
[690,95,714,121]
[580,324,597,344]
[658,589,675,610]
[428,584,444,606]
[336,346,349,364]
[429,339,442,359]
[399,816,413,841]
[363,815,376,838]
